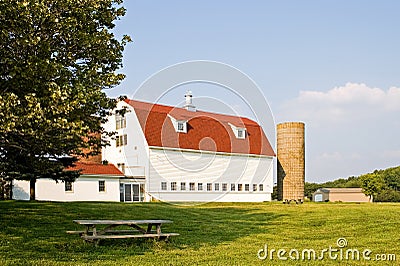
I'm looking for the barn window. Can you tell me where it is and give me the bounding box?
[214,183,220,191]
[176,121,187,133]
[181,182,186,191]
[115,114,126,130]
[178,122,184,131]
[238,184,243,191]
[171,182,177,191]
[161,182,167,191]
[222,183,227,191]
[207,183,212,191]
[198,183,203,191]
[116,134,127,147]
[231,184,236,191]
[245,184,250,191]
[99,180,106,192]
[168,115,188,133]
[259,184,264,191]
[189,182,195,191]
[65,181,73,192]
[238,129,244,138]
[253,184,257,191]
[229,123,246,139]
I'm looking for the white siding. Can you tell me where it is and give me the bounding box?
[102,101,149,180]
[102,101,274,203]
[148,148,273,202]
[13,177,121,202]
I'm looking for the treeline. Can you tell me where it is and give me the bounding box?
[305,166,400,202]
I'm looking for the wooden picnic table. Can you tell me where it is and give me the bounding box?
[67,219,179,245]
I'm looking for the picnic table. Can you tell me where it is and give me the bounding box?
[67,219,179,245]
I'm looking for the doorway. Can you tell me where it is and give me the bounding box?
[120,183,144,202]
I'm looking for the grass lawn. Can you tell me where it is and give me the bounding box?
[0,201,399,265]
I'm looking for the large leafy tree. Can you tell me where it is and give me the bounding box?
[360,172,384,202]
[0,0,130,200]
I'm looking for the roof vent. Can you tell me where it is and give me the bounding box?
[184,90,196,112]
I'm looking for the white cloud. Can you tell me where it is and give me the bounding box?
[296,83,399,107]
[279,83,400,126]
[320,152,342,160]
[277,83,400,182]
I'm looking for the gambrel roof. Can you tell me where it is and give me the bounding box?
[125,99,275,156]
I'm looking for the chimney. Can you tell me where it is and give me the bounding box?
[184,90,196,112]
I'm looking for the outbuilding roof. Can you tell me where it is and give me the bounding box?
[317,188,364,193]
[125,99,275,156]
[66,162,124,176]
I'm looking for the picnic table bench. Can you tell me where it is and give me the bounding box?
[67,219,179,245]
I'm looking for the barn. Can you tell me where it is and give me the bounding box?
[12,92,275,202]
[102,92,275,202]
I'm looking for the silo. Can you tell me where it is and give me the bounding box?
[277,122,305,202]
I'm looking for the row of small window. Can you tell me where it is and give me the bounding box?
[64,180,105,192]
[161,182,264,192]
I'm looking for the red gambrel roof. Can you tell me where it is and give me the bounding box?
[125,99,275,156]
[66,162,123,176]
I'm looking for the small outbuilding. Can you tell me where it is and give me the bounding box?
[313,188,370,202]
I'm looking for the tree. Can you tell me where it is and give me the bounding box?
[0,0,131,200]
[383,167,400,191]
[360,172,384,202]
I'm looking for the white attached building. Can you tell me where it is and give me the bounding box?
[12,162,127,202]
[102,92,275,202]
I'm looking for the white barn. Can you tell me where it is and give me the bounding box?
[102,93,275,202]
[13,93,275,203]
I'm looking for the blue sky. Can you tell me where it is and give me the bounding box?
[109,1,400,182]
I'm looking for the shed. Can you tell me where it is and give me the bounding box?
[313,188,370,202]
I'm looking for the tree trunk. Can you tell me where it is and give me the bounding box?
[30,178,36,201]
[9,180,13,200]
[0,179,4,200]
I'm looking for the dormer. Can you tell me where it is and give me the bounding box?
[229,123,246,139]
[168,114,187,133]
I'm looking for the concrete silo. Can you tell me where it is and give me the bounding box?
[277,122,305,203]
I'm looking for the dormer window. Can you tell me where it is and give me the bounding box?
[237,129,244,138]
[229,123,246,139]
[177,122,184,131]
[175,120,187,133]
[168,115,187,133]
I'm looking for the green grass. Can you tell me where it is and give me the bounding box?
[0,201,399,265]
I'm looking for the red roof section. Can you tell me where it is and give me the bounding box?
[125,99,275,156]
[66,162,124,176]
